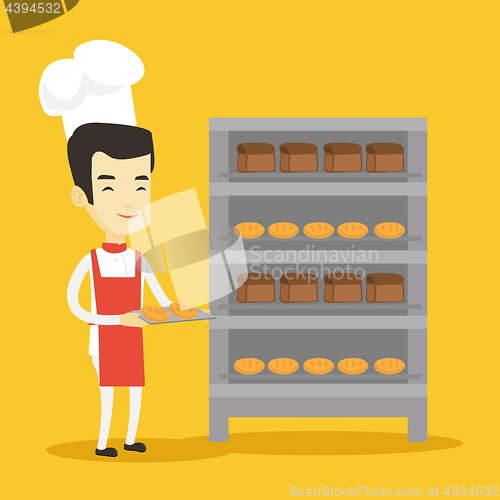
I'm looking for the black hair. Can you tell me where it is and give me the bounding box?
[67,123,155,205]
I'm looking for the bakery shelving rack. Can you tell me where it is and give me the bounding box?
[209,118,427,442]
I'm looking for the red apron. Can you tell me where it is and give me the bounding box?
[91,248,145,387]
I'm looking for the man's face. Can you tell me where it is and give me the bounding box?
[83,152,151,236]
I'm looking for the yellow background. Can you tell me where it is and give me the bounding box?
[1,0,498,498]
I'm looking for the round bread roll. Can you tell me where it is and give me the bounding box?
[374,222,406,239]
[234,222,265,239]
[234,358,265,375]
[268,222,299,239]
[169,302,197,320]
[374,358,405,375]
[303,358,334,374]
[303,222,334,239]
[337,358,368,374]
[141,305,169,323]
[268,358,299,375]
[337,222,368,239]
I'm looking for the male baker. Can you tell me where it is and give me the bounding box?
[40,41,172,457]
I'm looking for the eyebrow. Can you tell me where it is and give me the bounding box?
[97,175,116,180]
[135,175,150,181]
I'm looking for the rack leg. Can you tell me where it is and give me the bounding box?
[408,406,427,442]
[209,408,229,442]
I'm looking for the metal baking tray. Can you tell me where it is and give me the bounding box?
[131,307,215,325]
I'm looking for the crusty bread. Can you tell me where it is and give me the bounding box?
[374,222,405,239]
[268,222,299,239]
[374,358,405,375]
[237,273,276,303]
[142,305,169,323]
[337,358,368,375]
[324,143,362,172]
[337,222,368,239]
[237,143,275,172]
[366,143,404,172]
[279,273,318,303]
[303,222,334,239]
[303,358,334,374]
[323,273,363,303]
[365,273,405,303]
[268,358,299,375]
[279,143,318,172]
[234,358,265,375]
[169,302,198,319]
[234,222,265,239]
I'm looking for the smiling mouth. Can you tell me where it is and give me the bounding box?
[117,213,138,219]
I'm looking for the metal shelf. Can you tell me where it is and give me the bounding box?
[220,235,422,242]
[209,117,427,442]
[209,315,427,330]
[223,249,427,264]
[210,182,427,197]
[209,383,427,398]
[218,303,422,311]
[220,374,422,381]
[209,117,427,132]
[218,172,423,181]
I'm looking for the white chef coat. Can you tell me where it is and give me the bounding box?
[67,247,172,355]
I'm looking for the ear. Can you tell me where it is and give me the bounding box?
[71,186,89,207]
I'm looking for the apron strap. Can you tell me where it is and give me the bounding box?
[90,248,101,279]
[134,250,141,277]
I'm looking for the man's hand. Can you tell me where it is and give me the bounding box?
[120,312,147,328]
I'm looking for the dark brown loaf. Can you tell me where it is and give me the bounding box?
[279,143,318,172]
[280,273,318,303]
[365,273,404,303]
[237,143,276,172]
[324,143,362,172]
[323,273,363,303]
[237,273,275,303]
[366,143,404,172]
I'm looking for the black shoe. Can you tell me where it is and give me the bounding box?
[95,447,118,457]
[124,442,146,453]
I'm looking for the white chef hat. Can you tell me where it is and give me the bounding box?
[39,40,145,140]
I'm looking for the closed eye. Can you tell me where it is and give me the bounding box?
[102,186,114,192]
[136,187,147,191]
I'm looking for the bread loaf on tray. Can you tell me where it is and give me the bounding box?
[366,143,404,172]
[324,143,362,172]
[365,273,404,303]
[279,143,318,172]
[324,273,363,303]
[237,273,276,303]
[280,273,318,303]
[237,143,276,172]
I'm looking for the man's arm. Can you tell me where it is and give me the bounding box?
[67,256,141,326]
